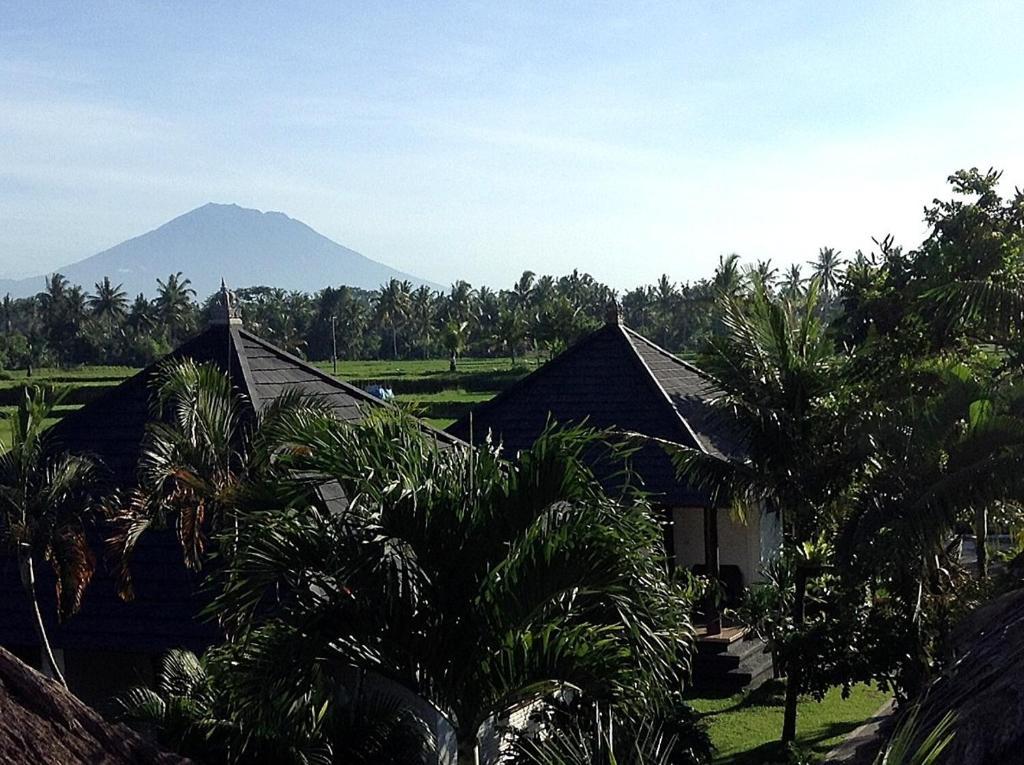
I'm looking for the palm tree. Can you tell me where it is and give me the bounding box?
[666,279,854,744]
[712,254,745,298]
[445,280,476,326]
[441,319,468,372]
[116,648,433,763]
[409,285,437,357]
[106,359,326,597]
[37,273,69,317]
[747,259,778,292]
[808,247,844,304]
[127,293,157,334]
[653,275,678,348]
[155,273,197,343]
[491,306,526,364]
[780,264,805,299]
[88,277,128,325]
[208,416,696,763]
[0,387,99,687]
[512,270,536,311]
[374,279,411,359]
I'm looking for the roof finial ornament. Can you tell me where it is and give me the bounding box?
[605,299,621,326]
[211,279,243,326]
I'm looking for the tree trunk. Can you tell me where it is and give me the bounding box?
[703,505,721,635]
[781,564,809,744]
[450,353,457,372]
[456,734,477,765]
[976,506,988,579]
[18,550,67,688]
[392,325,398,359]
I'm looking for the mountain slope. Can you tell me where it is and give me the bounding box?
[0,203,438,298]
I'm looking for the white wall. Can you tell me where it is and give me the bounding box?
[672,505,779,587]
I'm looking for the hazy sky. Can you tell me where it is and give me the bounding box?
[3,1,1024,288]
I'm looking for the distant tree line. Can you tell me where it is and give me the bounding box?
[0,252,847,372]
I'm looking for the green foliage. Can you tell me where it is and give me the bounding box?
[204,413,697,754]
[874,707,956,765]
[0,386,100,620]
[116,648,434,764]
[511,698,711,765]
[105,359,329,598]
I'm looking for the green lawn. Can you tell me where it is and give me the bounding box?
[395,389,495,403]
[689,681,889,764]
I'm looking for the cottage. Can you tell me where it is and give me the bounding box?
[448,306,781,635]
[0,285,459,708]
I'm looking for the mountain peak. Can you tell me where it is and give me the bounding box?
[0,207,438,298]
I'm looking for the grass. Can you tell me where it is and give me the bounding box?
[689,681,890,764]
[0,359,511,442]
[395,389,495,403]
[312,356,539,380]
[0,366,137,386]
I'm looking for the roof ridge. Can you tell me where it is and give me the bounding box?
[621,325,714,380]
[236,329,462,444]
[617,325,714,457]
[447,323,621,437]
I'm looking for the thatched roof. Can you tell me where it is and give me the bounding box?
[0,647,187,764]
[912,587,1024,763]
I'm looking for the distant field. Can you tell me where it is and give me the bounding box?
[0,357,532,447]
[313,356,540,379]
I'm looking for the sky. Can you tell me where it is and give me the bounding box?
[3,1,1024,289]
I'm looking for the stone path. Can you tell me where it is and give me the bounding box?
[824,699,895,764]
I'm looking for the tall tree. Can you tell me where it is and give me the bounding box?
[668,280,856,744]
[374,279,411,359]
[155,272,197,343]
[208,416,697,763]
[0,387,99,687]
[809,247,845,305]
[88,277,129,325]
[107,359,325,596]
[781,264,804,299]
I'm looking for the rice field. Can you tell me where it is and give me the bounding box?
[0,357,531,447]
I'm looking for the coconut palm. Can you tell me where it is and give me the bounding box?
[780,264,805,299]
[445,280,476,326]
[808,247,845,304]
[374,279,411,359]
[665,279,855,744]
[491,306,526,364]
[512,270,536,311]
[746,260,778,292]
[37,273,69,319]
[155,272,197,343]
[207,415,696,763]
[408,285,437,357]
[441,319,468,371]
[0,387,99,687]
[88,277,129,325]
[127,293,157,334]
[712,254,745,298]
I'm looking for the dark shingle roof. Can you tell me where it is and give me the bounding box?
[447,321,744,505]
[0,324,458,655]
